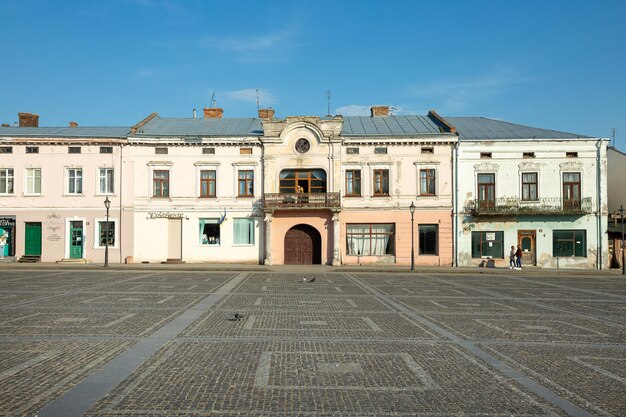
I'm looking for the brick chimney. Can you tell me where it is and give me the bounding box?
[203,108,223,119]
[370,106,389,117]
[258,108,275,119]
[18,112,39,127]
[69,121,78,128]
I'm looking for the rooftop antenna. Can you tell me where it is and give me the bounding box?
[210,91,216,108]
[256,89,260,112]
[611,128,616,148]
[326,90,331,116]
[390,106,398,115]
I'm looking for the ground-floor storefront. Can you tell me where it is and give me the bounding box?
[457,215,609,269]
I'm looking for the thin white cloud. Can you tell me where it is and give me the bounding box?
[335,105,371,116]
[224,89,278,106]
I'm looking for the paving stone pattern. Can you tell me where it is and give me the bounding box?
[0,269,623,416]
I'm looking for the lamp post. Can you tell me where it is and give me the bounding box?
[619,204,626,275]
[410,201,415,271]
[104,197,111,268]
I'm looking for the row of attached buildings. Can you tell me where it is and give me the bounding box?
[1,106,624,269]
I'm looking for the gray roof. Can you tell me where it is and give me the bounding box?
[0,126,130,138]
[134,117,263,137]
[446,117,590,140]
[342,115,445,136]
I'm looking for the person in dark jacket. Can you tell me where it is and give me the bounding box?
[515,245,523,269]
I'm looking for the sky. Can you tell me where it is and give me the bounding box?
[1,0,625,149]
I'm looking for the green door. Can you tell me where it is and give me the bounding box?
[70,221,83,259]
[25,222,42,256]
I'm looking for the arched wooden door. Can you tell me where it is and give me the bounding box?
[284,225,321,264]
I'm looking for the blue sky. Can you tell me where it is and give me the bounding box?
[1,0,625,149]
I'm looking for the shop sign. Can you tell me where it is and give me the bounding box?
[0,217,16,227]
[147,212,188,220]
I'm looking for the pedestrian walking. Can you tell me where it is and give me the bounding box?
[509,245,516,269]
[515,244,523,269]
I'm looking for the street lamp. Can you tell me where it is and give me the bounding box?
[104,196,111,268]
[619,204,626,275]
[410,201,415,271]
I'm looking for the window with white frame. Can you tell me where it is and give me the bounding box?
[99,168,114,194]
[0,168,14,194]
[96,220,116,247]
[233,218,255,245]
[346,223,395,256]
[25,168,41,195]
[419,168,436,196]
[67,168,83,194]
[199,218,220,245]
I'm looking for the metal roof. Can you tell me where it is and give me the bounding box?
[134,117,263,137]
[342,115,444,136]
[0,126,130,138]
[446,117,590,140]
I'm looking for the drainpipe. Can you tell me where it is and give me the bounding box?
[596,139,603,270]
[453,142,459,267]
[119,142,123,264]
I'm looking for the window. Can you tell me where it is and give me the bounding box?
[68,147,81,154]
[153,170,169,197]
[553,230,586,257]
[521,172,538,201]
[374,147,387,154]
[67,168,83,194]
[238,170,254,197]
[98,221,115,247]
[25,168,41,195]
[0,147,13,154]
[0,168,14,194]
[345,170,361,196]
[155,147,168,155]
[471,231,504,258]
[477,173,495,208]
[240,147,252,155]
[373,169,389,196]
[279,169,327,193]
[99,168,114,194]
[347,224,395,256]
[26,146,39,154]
[563,172,581,209]
[100,146,113,154]
[566,152,578,158]
[202,147,215,154]
[523,152,535,159]
[419,224,438,255]
[199,218,220,245]
[233,218,255,245]
[419,169,436,196]
[347,147,359,155]
[421,147,434,154]
[480,152,492,159]
[200,170,216,197]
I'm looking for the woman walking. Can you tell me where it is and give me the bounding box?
[515,245,523,269]
[509,246,516,269]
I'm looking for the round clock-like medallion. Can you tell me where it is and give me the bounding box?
[295,138,310,153]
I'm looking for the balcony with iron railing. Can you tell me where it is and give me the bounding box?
[466,197,592,216]
[263,192,341,210]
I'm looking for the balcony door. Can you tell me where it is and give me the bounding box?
[279,169,327,194]
[477,173,495,209]
[563,172,581,210]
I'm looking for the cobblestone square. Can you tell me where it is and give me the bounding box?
[0,268,624,416]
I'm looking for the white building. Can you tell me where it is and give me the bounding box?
[452,117,609,269]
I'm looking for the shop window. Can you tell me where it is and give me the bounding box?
[233,218,254,245]
[98,221,115,247]
[25,168,41,195]
[346,223,395,256]
[0,169,14,194]
[471,231,504,258]
[199,218,220,245]
[553,230,586,257]
[345,170,361,196]
[67,168,83,194]
[419,224,438,255]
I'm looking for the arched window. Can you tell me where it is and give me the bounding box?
[279,169,327,193]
